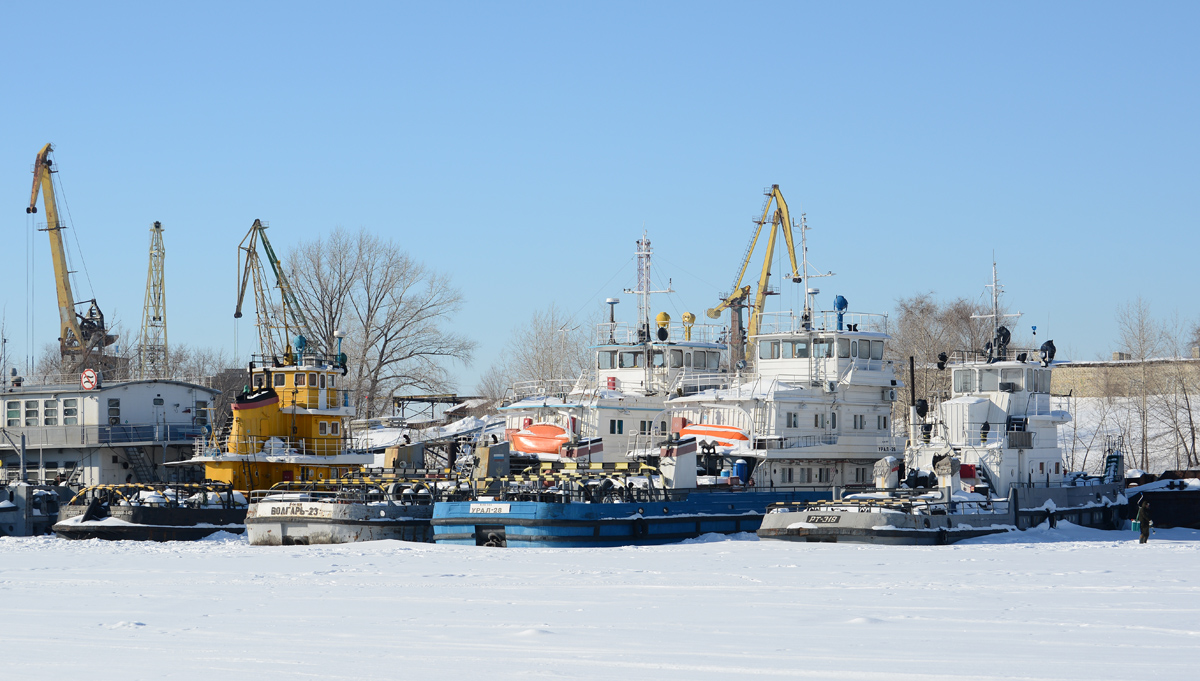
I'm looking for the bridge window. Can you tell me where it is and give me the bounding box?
[609,419,624,435]
[980,368,999,391]
[708,352,721,370]
[194,401,208,426]
[598,351,616,369]
[63,398,78,426]
[7,400,20,426]
[759,341,780,360]
[837,338,851,358]
[253,374,264,388]
[1001,368,1024,390]
[670,349,683,368]
[319,421,328,436]
[651,350,665,368]
[953,369,976,393]
[25,400,39,426]
[813,338,832,358]
[309,373,318,387]
[319,374,327,389]
[43,400,58,426]
[295,373,306,387]
[329,374,337,389]
[619,351,642,368]
[871,340,884,360]
[274,373,286,387]
[331,421,340,435]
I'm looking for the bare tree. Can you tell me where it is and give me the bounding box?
[1152,315,1199,469]
[1115,297,1165,469]
[478,302,601,404]
[886,293,994,435]
[289,228,476,419]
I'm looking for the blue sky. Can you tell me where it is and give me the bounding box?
[2,2,1197,390]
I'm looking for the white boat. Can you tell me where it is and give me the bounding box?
[498,233,731,464]
[757,263,1127,544]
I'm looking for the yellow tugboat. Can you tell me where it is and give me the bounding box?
[178,220,371,491]
[193,349,369,492]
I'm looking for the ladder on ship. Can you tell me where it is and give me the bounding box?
[123,447,159,483]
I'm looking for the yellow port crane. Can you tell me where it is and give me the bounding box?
[25,143,117,373]
[706,184,803,364]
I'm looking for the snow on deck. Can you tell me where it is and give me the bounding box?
[0,527,1197,680]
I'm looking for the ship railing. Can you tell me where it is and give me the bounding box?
[213,434,352,458]
[595,322,725,345]
[7,373,221,388]
[509,378,579,400]
[947,347,1045,365]
[668,371,735,396]
[752,434,839,450]
[755,311,890,336]
[0,423,209,448]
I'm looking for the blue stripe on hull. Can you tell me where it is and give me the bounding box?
[431,490,828,547]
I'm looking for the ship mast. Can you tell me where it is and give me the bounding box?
[623,232,671,394]
[796,213,834,330]
[971,260,1022,358]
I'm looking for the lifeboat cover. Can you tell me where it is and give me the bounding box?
[509,423,572,455]
[680,424,749,447]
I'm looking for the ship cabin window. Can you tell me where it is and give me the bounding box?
[953,369,976,393]
[63,398,78,425]
[331,421,340,436]
[781,467,794,483]
[309,373,318,387]
[274,373,286,387]
[107,399,120,426]
[831,412,837,429]
[786,412,799,428]
[1000,368,1024,391]
[783,340,808,358]
[979,368,1000,391]
[25,400,39,426]
[812,338,833,358]
[618,351,642,368]
[639,420,652,434]
[319,421,328,436]
[153,397,165,406]
[598,351,616,370]
[853,414,865,430]
[759,341,780,360]
[295,373,306,387]
[319,373,327,389]
[707,351,720,370]
[329,374,336,389]
[194,401,208,426]
[43,400,58,426]
[837,338,851,358]
[253,374,264,388]
[818,467,832,483]
[651,350,665,368]
[670,349,683,368]
[7,400,21,426]
[684,352,692,368]
[878,415,888,430]
[814,413,825,428]
[608,419,624,435]
[872,340,884,360]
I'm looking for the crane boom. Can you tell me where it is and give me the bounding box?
[706,184,803,363]
[234,219,318,360]
[25,143,115,370]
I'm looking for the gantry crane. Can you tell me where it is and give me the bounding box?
[234,219,317,362]
[138,221,168,379]
[26,143,117,374]
[706,184,803,364]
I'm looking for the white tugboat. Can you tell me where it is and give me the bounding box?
[757,264,1127,544]
[657,210,905,494]
[498,233,730,465]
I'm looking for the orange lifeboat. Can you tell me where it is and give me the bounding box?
[509,423,572,455]
[680,424,749,447]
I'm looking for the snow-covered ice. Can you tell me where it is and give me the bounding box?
[1,526,1198,680]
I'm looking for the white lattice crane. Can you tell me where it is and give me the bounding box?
[137,221,168,379]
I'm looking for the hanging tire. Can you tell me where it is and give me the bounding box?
[631,517,649,539]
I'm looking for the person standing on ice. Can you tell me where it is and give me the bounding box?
[1137,499,1151,544]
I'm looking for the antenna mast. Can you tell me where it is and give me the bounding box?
[137,221,168,379]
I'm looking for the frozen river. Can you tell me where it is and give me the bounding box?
[2,524,1197,680]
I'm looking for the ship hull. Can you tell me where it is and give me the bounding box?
[432,489,828,547]
[246,501,433,545]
